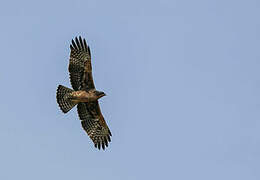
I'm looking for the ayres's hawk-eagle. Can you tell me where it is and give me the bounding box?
[56,36,111,150]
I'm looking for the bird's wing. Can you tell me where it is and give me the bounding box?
[77,102,112,150]
[69,36,95,91]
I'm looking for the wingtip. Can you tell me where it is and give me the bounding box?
[107,135,111,142]
[71,39,77,49]
[75,37,81,50]
[71,36,89,52]
[104,138,108,147]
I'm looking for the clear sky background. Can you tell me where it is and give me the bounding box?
[0,0,259,179]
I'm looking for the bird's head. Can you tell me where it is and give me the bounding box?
[94,90,106,99]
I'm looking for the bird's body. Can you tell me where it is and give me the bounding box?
[56,36,111,150]
[70,90,105,103]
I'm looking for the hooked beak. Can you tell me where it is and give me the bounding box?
[99,92,106,98]
[96,91,106,98]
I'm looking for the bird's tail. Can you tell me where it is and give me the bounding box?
[56,85,77,113]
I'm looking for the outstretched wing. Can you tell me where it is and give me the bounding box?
[77,102,112,150]
[69,36,95,91]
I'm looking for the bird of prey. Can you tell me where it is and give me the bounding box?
[56,36,111,150]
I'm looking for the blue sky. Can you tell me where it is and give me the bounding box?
[0,0,259,179]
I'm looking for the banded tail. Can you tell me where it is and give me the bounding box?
[56,85,77,113]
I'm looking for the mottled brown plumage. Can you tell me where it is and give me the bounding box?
[56,36,111,150]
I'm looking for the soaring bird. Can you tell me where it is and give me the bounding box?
[56,36,111,150]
